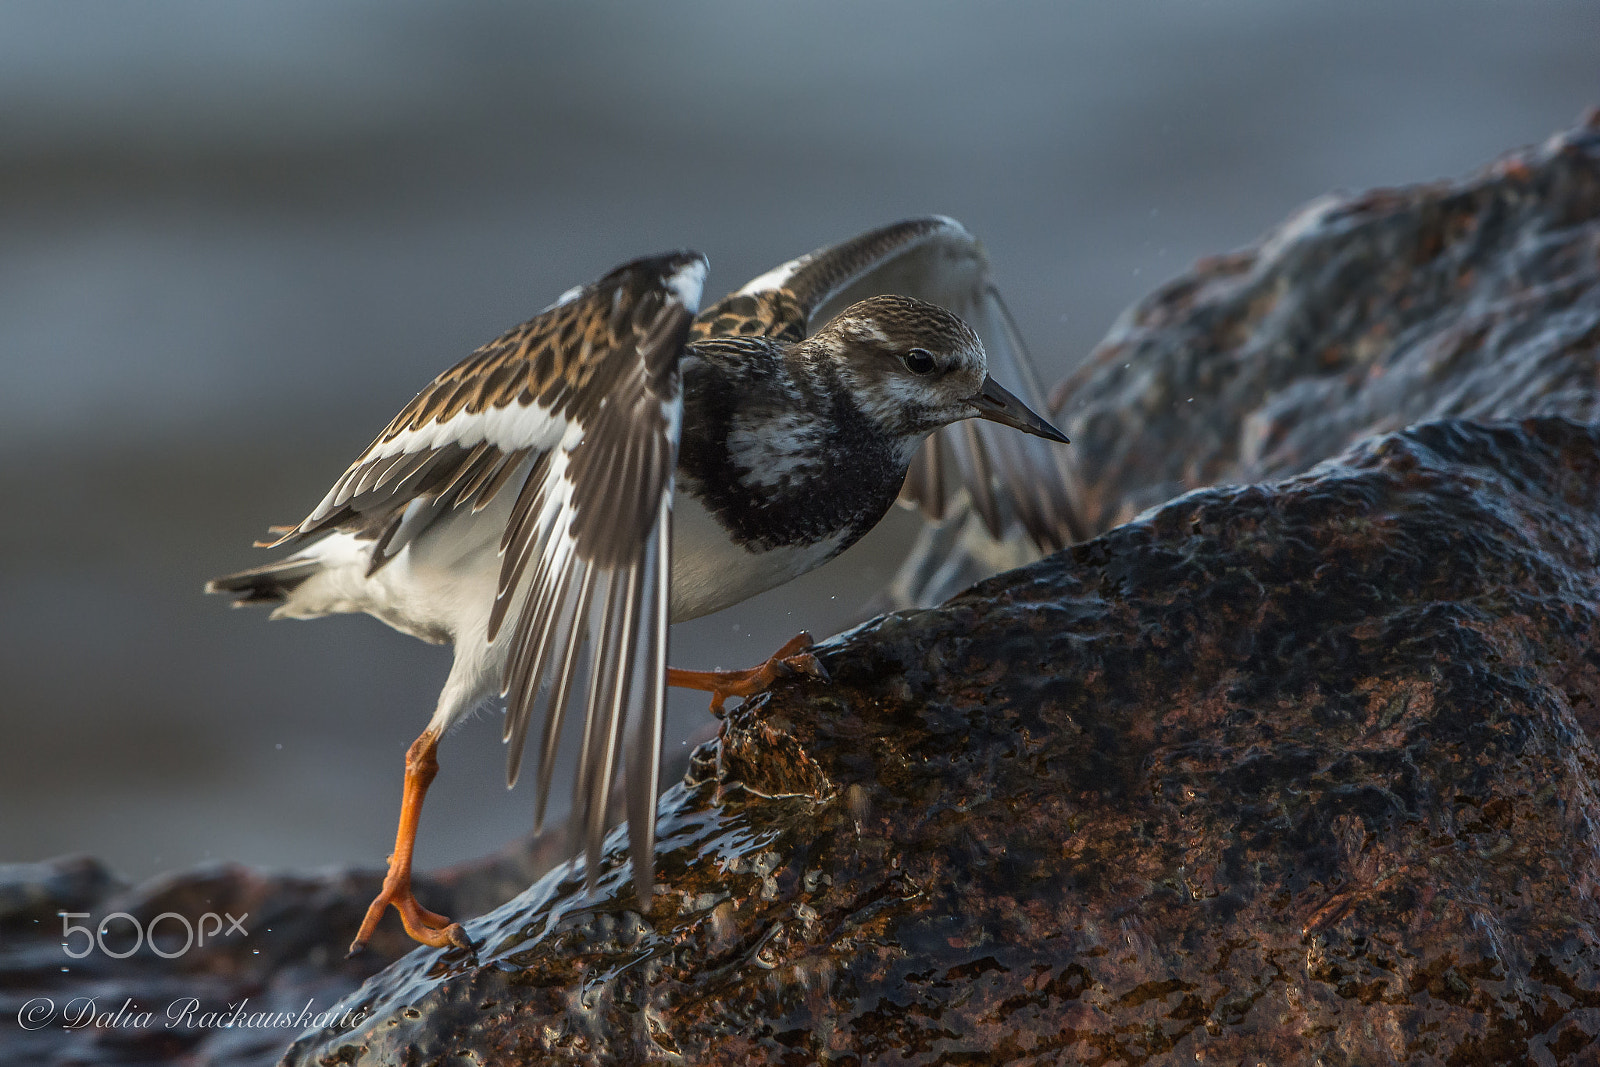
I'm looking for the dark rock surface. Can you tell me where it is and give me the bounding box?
[1051,110,1600,536]
[0,775,669,1067]
[285,415,1600,1065]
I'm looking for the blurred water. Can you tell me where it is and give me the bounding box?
[0,0,1593,882]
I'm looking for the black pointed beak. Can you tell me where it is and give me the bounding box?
[969,376,1070,443]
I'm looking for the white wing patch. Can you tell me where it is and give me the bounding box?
[547,284,586,310]
[734,256,806,297]
[366,402,570,465]
[666,257,709,309]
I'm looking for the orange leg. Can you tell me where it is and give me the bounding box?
[347,727,474,956]
[667,631,829,714]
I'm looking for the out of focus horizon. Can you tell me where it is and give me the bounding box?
[1,0,1594,882]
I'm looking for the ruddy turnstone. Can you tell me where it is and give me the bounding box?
[207,217,1072,955]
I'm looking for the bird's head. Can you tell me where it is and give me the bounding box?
[803,294,1067,452]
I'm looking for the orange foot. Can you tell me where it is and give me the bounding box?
[347,728,475,956]
[348,868,472,956]
[668,631,830,714]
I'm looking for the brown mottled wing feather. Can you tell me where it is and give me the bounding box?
[264,252,705,900]
[695,216,1083,551]
[265,257,692,563]
[489,252,704,901]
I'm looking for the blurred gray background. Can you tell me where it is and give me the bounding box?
[2,1,1594,883]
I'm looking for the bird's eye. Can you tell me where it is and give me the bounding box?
[903,348,937,375]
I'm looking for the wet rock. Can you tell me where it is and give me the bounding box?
[285,416,1600,1065]
[0,855,377,1067]
[1050,111,1600,536]
[0,769,678,1067]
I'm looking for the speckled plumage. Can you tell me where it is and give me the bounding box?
[679,296,977,555]
[208,217,1074,950]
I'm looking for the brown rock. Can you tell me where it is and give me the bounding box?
[284,415,1600,1065]
[1052,112,1600,535]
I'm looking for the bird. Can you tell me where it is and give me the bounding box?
[206,216,1074,956]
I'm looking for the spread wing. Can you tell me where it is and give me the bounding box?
[692,216,1083,550]
[269,251,707,898]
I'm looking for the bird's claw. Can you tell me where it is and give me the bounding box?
[348,873,474,956]
[786,650,829,683]
[669,630,830,715]
[772,631,828,683]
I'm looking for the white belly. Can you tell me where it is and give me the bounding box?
[276,484,840,632]
[273,500,505,644]
[269,477,847,727]
[668,491,845,622]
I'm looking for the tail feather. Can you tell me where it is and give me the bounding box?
[205,558,321,607]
